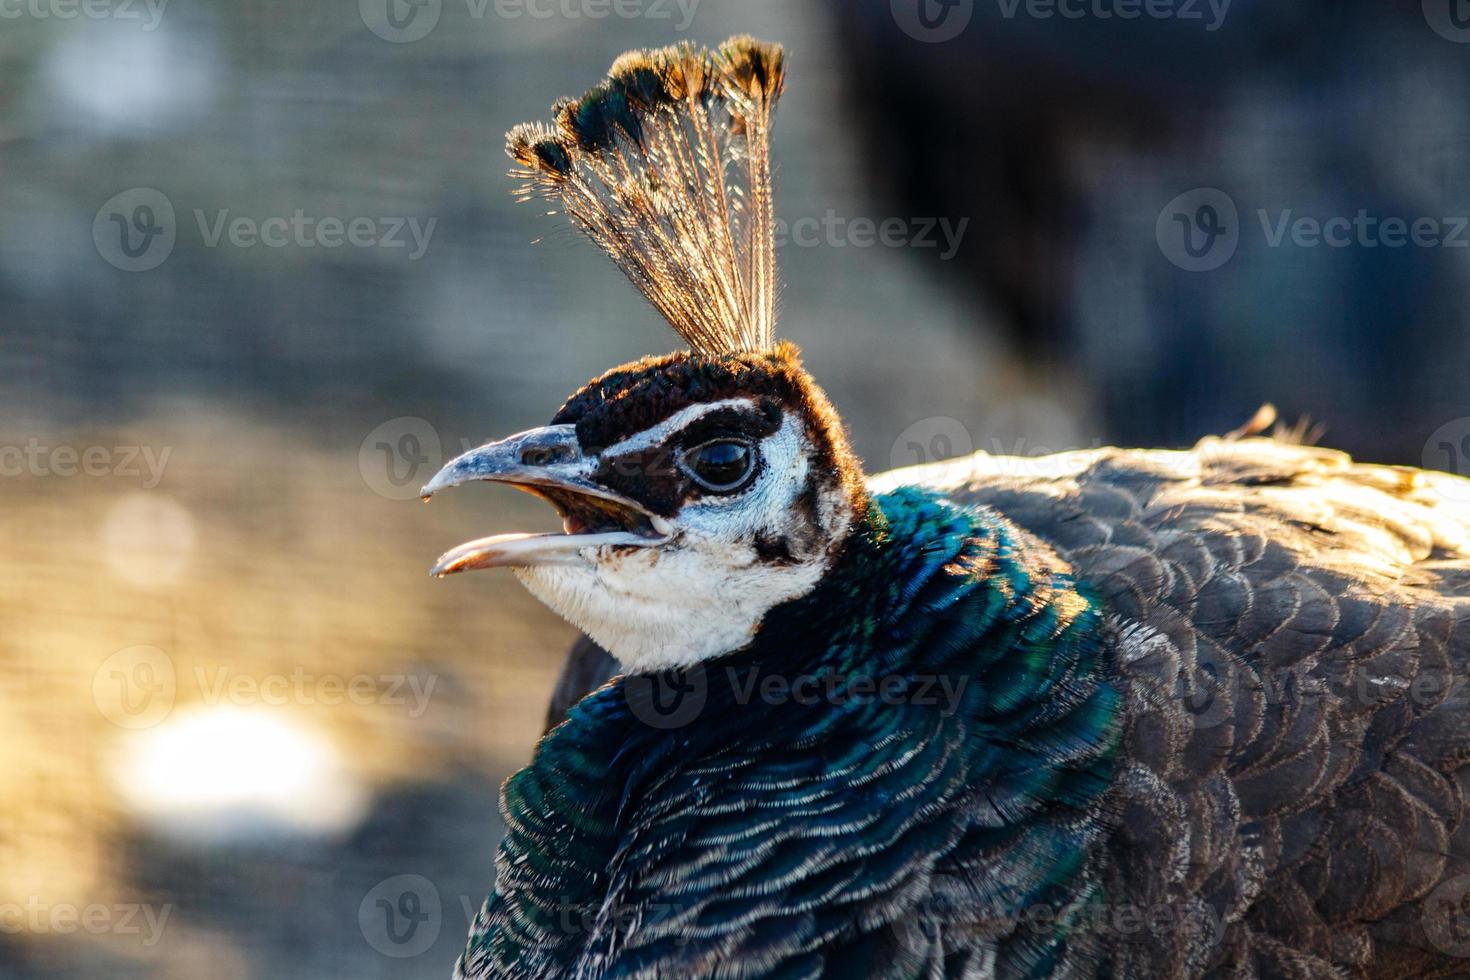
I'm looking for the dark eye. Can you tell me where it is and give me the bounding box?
[683,440,755,492]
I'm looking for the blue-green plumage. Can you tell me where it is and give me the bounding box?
[457,488,1121,978]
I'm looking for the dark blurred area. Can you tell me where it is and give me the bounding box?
[3,0,1468,977]
[832,0,1470,458]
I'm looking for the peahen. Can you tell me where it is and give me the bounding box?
[421,37,1470,979]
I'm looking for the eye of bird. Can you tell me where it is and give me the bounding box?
[681,439,756,493]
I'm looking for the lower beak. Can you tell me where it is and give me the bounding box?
[428,529,661,576]
[420,424,671,576]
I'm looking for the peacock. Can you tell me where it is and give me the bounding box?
[420,37,1470,979]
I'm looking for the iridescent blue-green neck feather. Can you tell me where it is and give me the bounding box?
[457,487,1122,980]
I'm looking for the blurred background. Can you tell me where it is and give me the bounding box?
[4,0,1470,976]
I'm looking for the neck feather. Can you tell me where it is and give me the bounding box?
[463,487,1122,979]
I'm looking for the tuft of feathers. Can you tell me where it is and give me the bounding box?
[1223,403,1326,446]
[506,36,786,356]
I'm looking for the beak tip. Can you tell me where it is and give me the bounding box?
[430,551,473,577]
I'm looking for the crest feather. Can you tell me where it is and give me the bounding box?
[506,37,787,355]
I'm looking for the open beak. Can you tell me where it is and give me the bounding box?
[421,424,672,577]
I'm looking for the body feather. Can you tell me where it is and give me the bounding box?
[526,438,1470,978]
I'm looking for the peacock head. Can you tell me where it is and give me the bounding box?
[422,343,867,671]
[424,37,865,670]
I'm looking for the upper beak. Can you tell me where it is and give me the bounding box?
[424,424,603,502]
[421,424,671,577]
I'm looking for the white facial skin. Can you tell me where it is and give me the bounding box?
[514,405,852,671]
